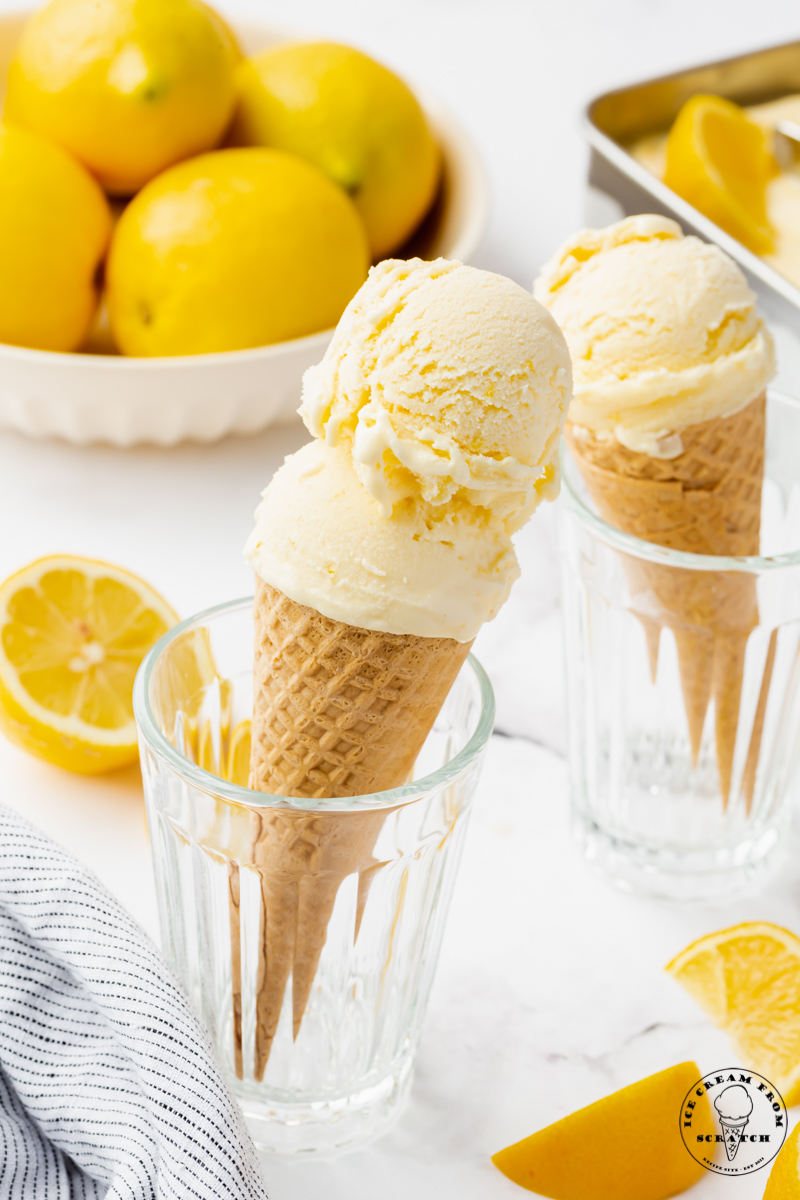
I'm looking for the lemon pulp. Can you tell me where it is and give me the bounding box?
[665,94,776,255]
[0,555,177,773]
[667,922,800,1106]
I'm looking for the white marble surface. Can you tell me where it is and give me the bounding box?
[2,1,800,1197]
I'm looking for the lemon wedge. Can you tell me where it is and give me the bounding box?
[764,1115,800,1198]
[667,922,800,1106]
[665,94,776,255]
[225,720,251,786]
[0,555,177,774]
[196,716,250,784]
[492,1062,706,1199]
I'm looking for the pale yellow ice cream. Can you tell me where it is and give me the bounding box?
[534,216,775,457]
[245,439,518,641]
[245,257,572,642]
[301,257,570,529]
[632,97,800,290]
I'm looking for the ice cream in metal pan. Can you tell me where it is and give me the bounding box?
[583,41,800,408]
[631,96,800,293]
[240,258,571,1074]
[536,216,776,806]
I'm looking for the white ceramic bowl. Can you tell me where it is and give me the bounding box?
[0,14,489,446]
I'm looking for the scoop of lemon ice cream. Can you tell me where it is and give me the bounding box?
[534,215,775,456]
[245,439,519,641]
[301,257,571,529]
[246,258,571,642]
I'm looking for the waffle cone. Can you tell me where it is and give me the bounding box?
[566,392,766,803]
[719,1116,749,1161]
[240,577,471,1076]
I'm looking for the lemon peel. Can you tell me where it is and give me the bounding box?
[0,555,177,774]
[492,1062,707,1199]
[665,94,776,255]
[667,922,800,1106]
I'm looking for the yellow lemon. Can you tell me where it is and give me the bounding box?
[231,41,440,259]
[106,147,369,356]
[492,1062,706,1199]
[764,1118,800,1198]
[0,122,110,352]
[5,0,240,194]
[667,923,800,1105]
[225,720,251,785]
[0,556,177,774]
[196,712,249,782]
[147,624,219,766]
[665,94,776,255]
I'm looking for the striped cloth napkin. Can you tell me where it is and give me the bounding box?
[0,804,268,1200]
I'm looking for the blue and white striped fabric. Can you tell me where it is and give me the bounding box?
[0,804,268,1200]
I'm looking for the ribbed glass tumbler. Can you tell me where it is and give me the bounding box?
[133,598,494,1155]
[559,391,800,901]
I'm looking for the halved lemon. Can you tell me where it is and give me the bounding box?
[667,922,800,1105]
[665,94,776,255]
[0,555,177,774]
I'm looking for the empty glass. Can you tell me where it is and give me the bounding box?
[559,391,800,900]
[133,598,493,1155]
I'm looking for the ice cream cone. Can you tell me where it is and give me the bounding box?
[244,577,472,1075]
[237,259,571,1081]
[714,1083,754,1161]
[565,391,766,803]
[250,577,472,798]
[718,1116,749,1161]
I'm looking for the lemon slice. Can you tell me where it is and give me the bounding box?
[667,922,800,1105]
[225,720,251,786]
[198,716,251,784]
[664,94,776,255]
[764,1113,800,1197]
[0,555,177,774]
[492,1062,706,1199]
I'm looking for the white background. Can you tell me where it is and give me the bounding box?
[1,1,800,1197]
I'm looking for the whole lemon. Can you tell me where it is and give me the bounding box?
[0,122,111,352]
[106,148,369,356]
[5,0,240,194]
[231,42,441,259]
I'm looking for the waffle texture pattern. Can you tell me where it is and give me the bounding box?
[566,392,766,802]
[250,577,472,799]
[565,392,765,555]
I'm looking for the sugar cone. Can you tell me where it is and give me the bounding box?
[248,805,387,1077]
[244,577,472,1076]
[565,392,766,803]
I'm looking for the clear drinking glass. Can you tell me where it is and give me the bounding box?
[133,598,494,1155]
[559,390,800,900]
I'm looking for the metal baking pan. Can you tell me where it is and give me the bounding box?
[583,40,800,391]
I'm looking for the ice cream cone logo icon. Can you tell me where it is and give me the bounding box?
[714,1085,754,1161]
[681,1068,786,1175]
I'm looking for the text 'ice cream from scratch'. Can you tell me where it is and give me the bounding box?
[535,215,776,807]
[241,257,572,1075]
